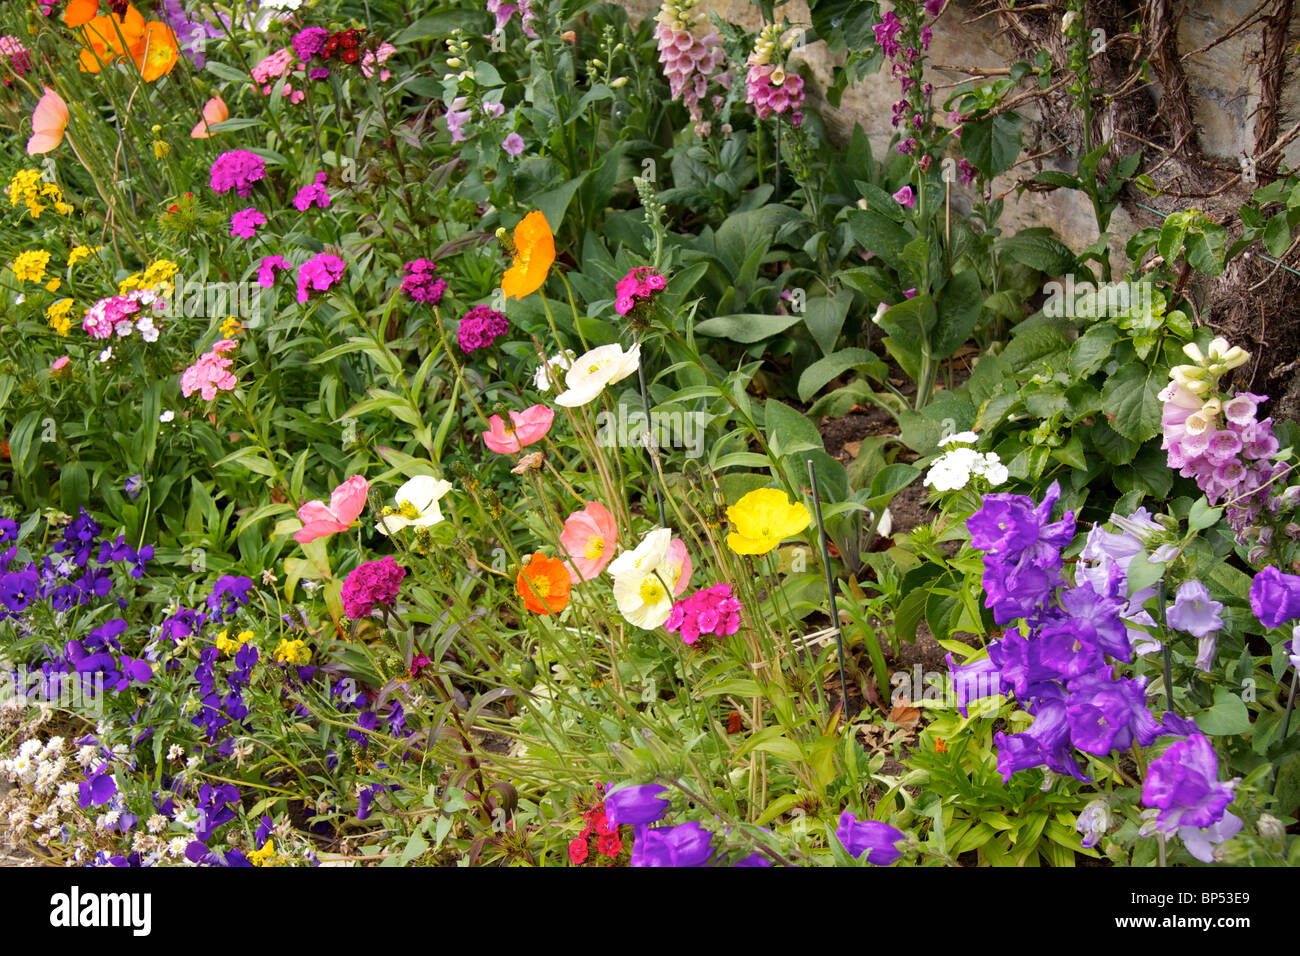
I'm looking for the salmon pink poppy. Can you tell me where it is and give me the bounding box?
[26,87,68,155]
[294,475,369,543]
[482,404,554,454]
[516,553,571,615]
[191,95,229,138]
[559,501,618,582]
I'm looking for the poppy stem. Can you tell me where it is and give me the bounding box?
[807,458,850,717]
[635,332,666,527]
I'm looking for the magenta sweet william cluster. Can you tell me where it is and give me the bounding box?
[665,584,741,645]
[401,258,447,305]
[614,266,667,317]
[209,150,267,197]
[341,556,406,618]
[457,305,509,353]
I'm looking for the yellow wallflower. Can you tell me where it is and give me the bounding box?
[219,316,243,337]
[725,487,812,556]
[274,639,311,665]
[46,277,60,292]
[142,258,179,286]
[6,170,70,219]
[248,840,277,866]
[46,298,75,336]
[67,245,99,268]
[12,249,52,283]
[214,629,254,657]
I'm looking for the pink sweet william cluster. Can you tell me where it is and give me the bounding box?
[296,252,346,303]
[654,0,728,137]
[82,289,166,341]
[210,150,267,197]
[0,35,31,80]
[615,266,667,316]
[341,556,407,619]
[181,339,238,400]
[665,584,742,645]
[251,47,307,102]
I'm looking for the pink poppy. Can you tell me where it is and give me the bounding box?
[294,474,369,543]
[559,501,619,582]
[665,536,693,596]
[482,404,555,454]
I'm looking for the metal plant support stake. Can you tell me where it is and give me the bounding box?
[808,458,850,713]
[1271,669,1299,797]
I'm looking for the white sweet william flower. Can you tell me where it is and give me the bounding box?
[924,447,1007,492]
[533,348,577,391]
[940,431,979,447]
[377,475,453,535]
[554,343,641,407]
[159,410,175,423]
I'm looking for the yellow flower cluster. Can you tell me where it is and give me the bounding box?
[274,638,311,665]
[12,249,51,283]
[46,298,76,336]
[118,258,179,294]
[7,169,72,219]
[219,316,243,337]
[215,628,254,657]
[67,245,100,268]
[247,840,280,867]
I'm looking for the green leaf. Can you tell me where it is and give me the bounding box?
[932,270,982,357]
[1199,687,1251,736]
[765,399,824,458]
[797,348,877,403]
[1101,362,1164,443]
[803,290,855,356]
[530,174,590,238]
[995,231,1076,275]
[1069,322,1120,378]
[1187,498,1223,532]
[1000,326,1070,372]
[961,112,1024,177]
[846,209,911,271]
[694,312,804,343]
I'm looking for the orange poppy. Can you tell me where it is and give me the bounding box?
[500,210,555,300]
[77,9,143,72]
[515,552,571,615]
[132,20,179,82]
[63,0,99,27]
[191,95,229,138]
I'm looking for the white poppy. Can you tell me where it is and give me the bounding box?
[612,567,675,629]
[606,527,671,578]
[377,475,453,535]
[554,342,641,407]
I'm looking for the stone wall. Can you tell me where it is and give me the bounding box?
[616,0,1299,259]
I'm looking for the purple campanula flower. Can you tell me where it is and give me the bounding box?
[946,651,1002,717]
[630,821,714,867]
[1167,580,1224,639]
[995,695,1088,781]
[1250,566,1300,629]
[605,784,670,827]
[835,812,906,865]
[1064,671,1163,756]
[1142,732,1241,862]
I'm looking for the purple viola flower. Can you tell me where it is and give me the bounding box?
[195,783,241,842]
[605,784,671,827]
[629,821,715,867]
[1249,566,1300,629]
[1143,733,1239,863]
[79,765,117,808]
[835,811,906,865]
[124,474,145,500]
[185,842,253,867]
[0,569,39,613]
[0,519,16,544]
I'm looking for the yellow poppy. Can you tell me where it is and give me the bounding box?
[726,488,812,556]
